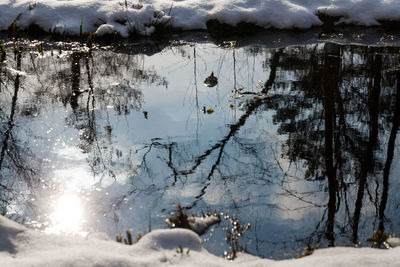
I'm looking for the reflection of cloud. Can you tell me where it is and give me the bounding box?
[271,158,326,221]
[202,184,224,206]
[53,146,93,189]
[57,147,87,161]
[273,194,323,221]
[165,183,200,200]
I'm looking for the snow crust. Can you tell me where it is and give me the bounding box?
[166,214,221,235]
[95,24,117,36]
[187,215,221,236]
[1,216,400,267]
[0,1,400,37]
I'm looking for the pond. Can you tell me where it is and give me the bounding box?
[1,31,400,259]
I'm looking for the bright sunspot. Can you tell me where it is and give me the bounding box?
[45,194,86,236]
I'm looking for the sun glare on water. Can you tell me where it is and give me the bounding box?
[45,194,86,236]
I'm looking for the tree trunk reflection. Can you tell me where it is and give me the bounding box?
[352,52,382,243]
[323,43,340,246]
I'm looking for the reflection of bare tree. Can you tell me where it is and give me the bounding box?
[117,50,283,237]
[352,52,382,243]
[378,71,400,233]
[181,50,281,209]
[0,45,169,225]
[0,52,22,170]
[323,43,340,246]
[0,63,20,171]
[262,44,400,249]
[64,51,97,153]
[61,49,171,180]
[69,52,83,111]
[0,51,38,216]
[123,44,400,254]
[193,46,200,139]
[2,41,400,259]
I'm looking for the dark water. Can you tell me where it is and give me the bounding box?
[1,34,400,259]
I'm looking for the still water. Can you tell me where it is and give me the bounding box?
[1,34,400,259]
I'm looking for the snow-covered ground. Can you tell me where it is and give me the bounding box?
[0,0,400,37]
[1,216,400,267]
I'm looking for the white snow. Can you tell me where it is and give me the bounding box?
[1,215,400,267]
[387,237,400,248]
[316,0,400,26]
[187,215,221,235]
[95,24,117,36]
[166,214,221,235]
[0,1,400,37]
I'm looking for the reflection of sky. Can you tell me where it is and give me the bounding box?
[0,44,330,255]
[1,42,400,259]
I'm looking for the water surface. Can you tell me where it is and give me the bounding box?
[1,33,400,259]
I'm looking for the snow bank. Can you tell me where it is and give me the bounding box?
[317,0,400,26]
[0,0,400,37]
[1,216,400,267]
